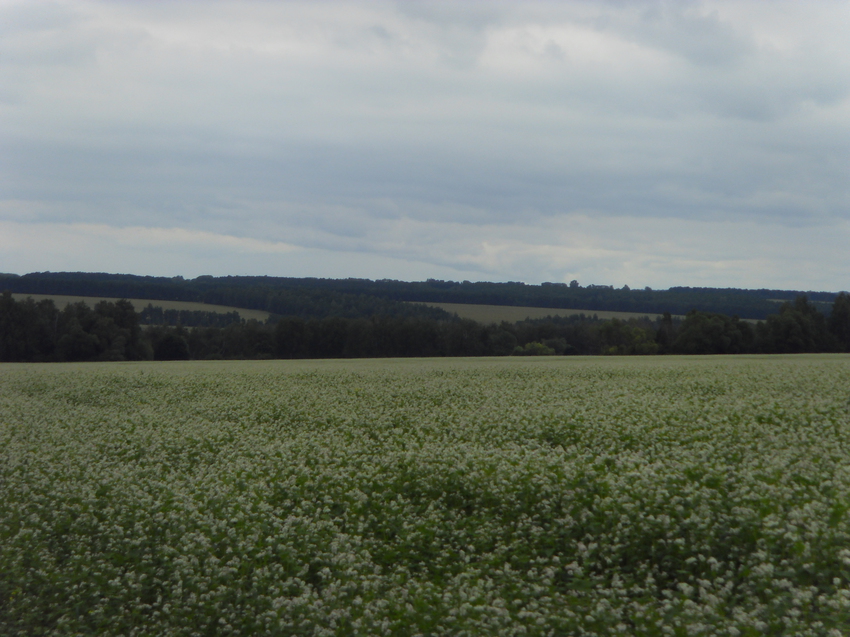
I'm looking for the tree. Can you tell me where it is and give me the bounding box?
[56,317,101,361]
[598,318,659,355]
[0,293,59,361]
[754,296,834,353]
[828,292,850,352]
[655,311,676,353]
[673,311,753,355]
[512,341,555,356]
[489,328,518,356]
[153,331,190,360]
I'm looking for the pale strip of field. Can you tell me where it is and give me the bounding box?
[417,301,674,324]
[11,293,270,322]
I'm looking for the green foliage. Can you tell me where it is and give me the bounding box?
[828,292,850,352]
[0,292,57,362]
[0,293,148,362]
[3,292,850,361]
[4,271,843,320]
[511,341,556,356]
[673,310,754,354]
[598,318,659,355]
[2,356,850,634]
[138,303,244,328]
[151,330,190,360]
[755,296,835,353]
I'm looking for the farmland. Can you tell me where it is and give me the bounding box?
[416,301,679,324]
[2,355,850,635]
[10,293,668,325]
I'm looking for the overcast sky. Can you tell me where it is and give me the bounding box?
[1,1,848,290]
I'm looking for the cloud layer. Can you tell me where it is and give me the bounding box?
[2,0,849,289]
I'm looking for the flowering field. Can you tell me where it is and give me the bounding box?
[2,355,850,636]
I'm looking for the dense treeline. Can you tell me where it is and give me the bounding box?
[1,271,842,320]
[2,291,849,362]
[0,293,149,362]
[0,273,451,321]
[138,304,243,328]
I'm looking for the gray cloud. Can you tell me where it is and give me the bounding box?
[609,2,752,68]
[1,0,848,289]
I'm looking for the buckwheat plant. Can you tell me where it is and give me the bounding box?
[1,355,849,636]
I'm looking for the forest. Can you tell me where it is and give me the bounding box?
[0,271,841,320]
[2,290,849,362]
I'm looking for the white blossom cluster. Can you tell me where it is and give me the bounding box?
[1,355,850,636]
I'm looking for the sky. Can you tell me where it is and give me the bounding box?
[1,0,849,291]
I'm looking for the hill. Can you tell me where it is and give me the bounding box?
[416,302,682,324]
[1,271,843,320]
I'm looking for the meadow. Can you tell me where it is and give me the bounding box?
[1,355,849,636]
[416,302,678,324]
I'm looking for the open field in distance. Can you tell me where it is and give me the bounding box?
[2,354,850,634]
[417,301,680,323]
[11,294,679,327]
[10,293,271,322]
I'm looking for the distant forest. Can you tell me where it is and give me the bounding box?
[0,271,842,320]
[2,288,849,363]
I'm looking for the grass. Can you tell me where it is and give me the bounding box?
[2,355,850,635]
[415,301,679,324]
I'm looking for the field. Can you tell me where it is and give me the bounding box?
[10,293,271,323]
[14,294,671,325]
[416,301,678,324]
[2,355,850,635]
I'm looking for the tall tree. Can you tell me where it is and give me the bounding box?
[828,292,850,352]
[755,296,834,353]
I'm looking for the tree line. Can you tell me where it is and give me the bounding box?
[2,291,849,362]
[0,294,148,362]
[137,304,244,328]
[2,271,843,320]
